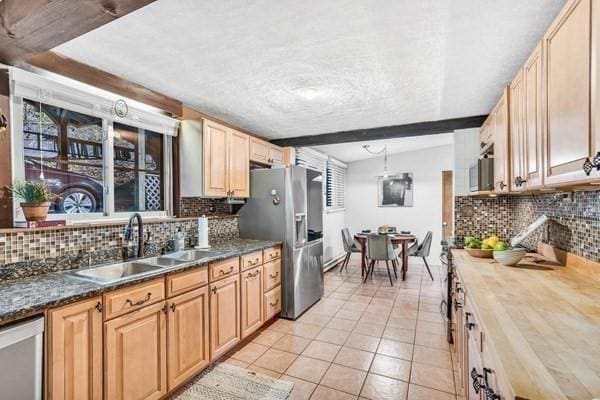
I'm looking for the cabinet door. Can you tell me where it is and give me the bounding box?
[228,129,250,198]
[47,297,103,400]
[268,144,284,165]
[466,335,484,400]
[524,43,545,189]
[493,88,510,193]
[250,137,268,164]
[210,274,241,360]
[105,301,167,400]
[241,265,264,338]
[203,119,229,197]
[543,0,593,185]
[509,69,526,192]
[167,287,210,391]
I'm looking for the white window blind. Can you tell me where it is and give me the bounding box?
[326,158,347,210]
[295,147,327,173]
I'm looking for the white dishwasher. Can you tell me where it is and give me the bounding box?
[0,317,44,400]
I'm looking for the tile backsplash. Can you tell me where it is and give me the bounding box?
[455,190,600,262]
[179,197,233,217]
[0,216,238,281]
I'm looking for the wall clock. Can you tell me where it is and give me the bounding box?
[114,99,128,118]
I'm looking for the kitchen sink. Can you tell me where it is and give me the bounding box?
[140,256,187,268]
[161,250,221,262]
[63,261,164,284]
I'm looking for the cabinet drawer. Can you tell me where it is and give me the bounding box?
[103,278,165,320]
[263,286,281,321]
[166,267,208,298]
[263,246,281,262]
[241,251,263,272]
[263,259,281,292]
[209,257,240,282]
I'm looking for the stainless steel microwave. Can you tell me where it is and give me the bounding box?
[469,158,494,192]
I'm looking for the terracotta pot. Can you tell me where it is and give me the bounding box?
[20,202,51,222]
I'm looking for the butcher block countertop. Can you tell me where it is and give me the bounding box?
[452,247,600,400]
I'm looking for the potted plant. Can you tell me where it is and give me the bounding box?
[7,180,57,222]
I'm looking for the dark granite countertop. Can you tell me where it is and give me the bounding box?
[0,238,280,326]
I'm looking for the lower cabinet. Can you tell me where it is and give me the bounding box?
[167,287,210,391]
[46,297,103,400]
[241,265,263,338]
[210,273,241,360]
[104,301,168,400]
[264,285,282,321]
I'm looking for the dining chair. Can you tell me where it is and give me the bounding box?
[365,234,396,286]
[409,231,434,280]
[340,228,361,273]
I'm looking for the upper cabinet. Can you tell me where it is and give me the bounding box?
[481,0,600,194]
[493,87,510,193]
[543,0,596,186]
[523,43,544,189]
[180,118,250,198]
[249,136,284,166]
[509,70,526,192]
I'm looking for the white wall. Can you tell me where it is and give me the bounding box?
[345,144,454,259]
[323,210,345,264]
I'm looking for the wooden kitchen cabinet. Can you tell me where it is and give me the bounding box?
[167,287,210,391]
[493,87,511,193]
[509,69,526,192]
[241,265,264,338]
[523,43,545,189]
[228,129,250,197]
[268,144,284,165]
[543,0,596,186]
[104,301,167,400]
[203,119,230,197]
[47,297,103,400]
[209,273,241,360]
[249,136,284,166]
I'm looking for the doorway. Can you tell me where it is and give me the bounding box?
[442,170,453,240]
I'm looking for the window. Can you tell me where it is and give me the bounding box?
[113,123,164,212]
[326,159,346,210]
[23,99,105,214]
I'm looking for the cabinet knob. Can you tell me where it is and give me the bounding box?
[95,301,103,313]
[498,181,507,190]
[211,286,218,294]
[170,303,176,312]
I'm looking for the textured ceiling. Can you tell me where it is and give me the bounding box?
[314,133,454,163]
[55,0,565,140]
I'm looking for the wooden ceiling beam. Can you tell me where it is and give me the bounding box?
[0,0,157,64]
[269,115,488,147]
[27,51,183,116]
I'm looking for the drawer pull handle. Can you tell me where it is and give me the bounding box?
[219,266,234,276]
[247,257,260,266]
[126,292,152,307]
[465,312,476,330]
[269,299,279,307]
[471,368,484,394]
[269,272,279,279]
[247,270,260,278]
[95,301,103,313]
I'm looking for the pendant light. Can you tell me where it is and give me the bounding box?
[363,144,389,177]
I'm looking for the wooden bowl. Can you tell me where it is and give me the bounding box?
[465,248,494,259]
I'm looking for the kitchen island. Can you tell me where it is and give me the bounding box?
[451,248,600,400]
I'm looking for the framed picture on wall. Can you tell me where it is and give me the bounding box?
[378,173,413,207]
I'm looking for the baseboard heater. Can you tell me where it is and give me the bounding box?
[323,254,346,272]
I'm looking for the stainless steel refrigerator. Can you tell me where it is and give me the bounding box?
[239,166,324,319]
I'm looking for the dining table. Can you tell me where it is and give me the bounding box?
[354,232,417,281]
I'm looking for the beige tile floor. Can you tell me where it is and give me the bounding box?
[221,255,461,400]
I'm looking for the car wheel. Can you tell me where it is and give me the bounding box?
[58,188,97,214]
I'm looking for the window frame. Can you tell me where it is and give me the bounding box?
[9,70,176,224]
[325,157,347,212]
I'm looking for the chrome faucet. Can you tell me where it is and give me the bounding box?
[124,213,144,258]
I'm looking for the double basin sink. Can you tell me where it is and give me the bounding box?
[63,250,221,285]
